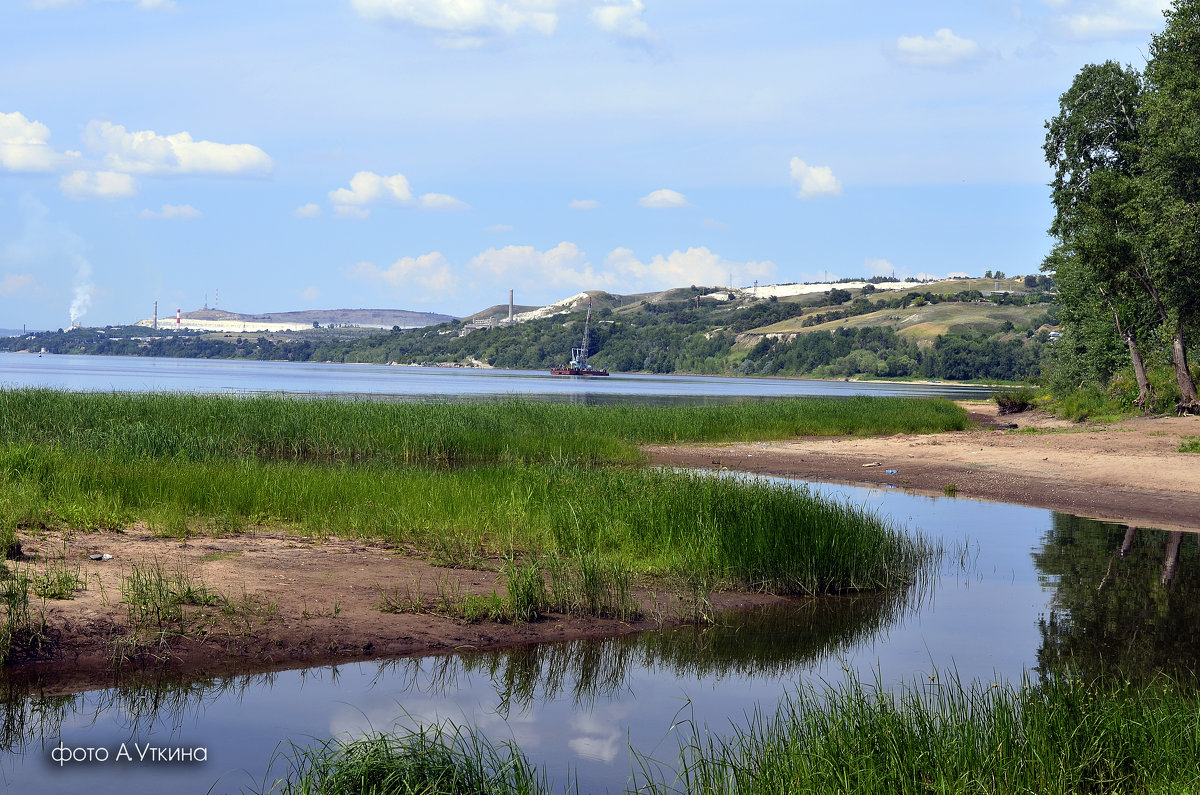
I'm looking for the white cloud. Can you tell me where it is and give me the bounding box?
[0,273,38,296]
[470,241,611,289]
[789,157,842,200]
[569,199,599,210]
[292,203,322,218]
[486,223,513,232]
[1049,1,1171,39]
[893,28,982,68]
[590,0,651,40]
[0,111,78,172]
[638,189,691,209]
[347,252,460,300]
[140,203,200,220]
[419,192,470,210]
[702,218,728,230]
[329,171,413,206]
[864,257,897,278]
[334,205,371,219]
[300,286,322,302]
[605,246,776,290]
[60,170,137,199]
[350,0,559,35]
[82,121,272,175]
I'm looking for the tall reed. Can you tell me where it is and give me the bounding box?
[0,389,967,467]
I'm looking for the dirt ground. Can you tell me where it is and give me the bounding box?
[6,528,780,694]
[648,402,1200,533]
[8,401,1198,692]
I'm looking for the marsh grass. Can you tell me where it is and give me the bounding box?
[642,670,1200,795]
[377,579,506,625]
[0,390,967,468]
[122,559,219,628]
[258,724,552,795]
[0,565,47,663]
[31,554,83,600]
[1180,436,1200,453]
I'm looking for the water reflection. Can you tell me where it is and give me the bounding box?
[1034,514,1200,680]
[380,589,920,715]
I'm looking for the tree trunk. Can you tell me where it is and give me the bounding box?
[1133,264,1198,413]
[1109,305,1152,409]
[1170,322,1200,414]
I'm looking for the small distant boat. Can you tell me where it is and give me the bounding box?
[551,305,609,376]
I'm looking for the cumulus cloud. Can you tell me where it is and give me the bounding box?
[292,203,322,218]
[590,0,651,40]
[569,199,599,210]
[329,171,413,207]
[299,286,322,302]
[605,246,776,290]
[0,111,79,172]
[1049,0,1171,39]
[350,0,559,35]
[347,252,460,301]
[0,273,38,296]
[470,242,611,289]
[60,170,137,199]
[789,157,842,199]
[140,203,200,220]
[638,189,691,209]
[893,28,982,67]
[334,205,371,220]
[419,192,470,210]
[82,121,272,175]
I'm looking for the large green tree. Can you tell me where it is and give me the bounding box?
[1142,0,1200,411]
[1044,61,1157,405]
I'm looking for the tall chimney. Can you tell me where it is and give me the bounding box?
[176,308,181,329]
[153,300,158,330]
[509,289,514,322]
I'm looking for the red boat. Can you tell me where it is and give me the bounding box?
[551,305,609,376]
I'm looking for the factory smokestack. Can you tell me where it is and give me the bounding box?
[509,289,514,322]
[176,308,181,329]
[154,301,158,330]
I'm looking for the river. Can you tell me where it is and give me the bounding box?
[0,352,996,402]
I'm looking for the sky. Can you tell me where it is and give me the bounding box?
[0,0,1173,329]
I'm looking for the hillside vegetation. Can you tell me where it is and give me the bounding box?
[1,277,1056,383]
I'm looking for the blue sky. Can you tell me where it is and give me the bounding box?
[0,0,1170,328]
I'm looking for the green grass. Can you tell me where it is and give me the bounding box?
[646,671,1200,795]
[1180,436,1200,453]
[255,670,1200,795]
[0,389,967,468]
[0,446,934,597]
[258,725,551,795]
[0,390,954,641]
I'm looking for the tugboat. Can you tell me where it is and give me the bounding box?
[551,305,609,376]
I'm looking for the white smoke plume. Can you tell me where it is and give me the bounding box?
[69,253,94,326]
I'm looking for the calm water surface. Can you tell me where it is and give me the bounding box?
[3,481,1197,794]
[0,352,995,402]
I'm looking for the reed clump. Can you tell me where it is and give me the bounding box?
[258,725,551,795]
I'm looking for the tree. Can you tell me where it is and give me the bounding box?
[1141,0,1200,411]
[1044,60,1158,407]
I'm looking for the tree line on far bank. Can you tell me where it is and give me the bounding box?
[1043,0,1200,413]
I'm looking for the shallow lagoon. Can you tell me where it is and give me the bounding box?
[4,480,1196,794]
